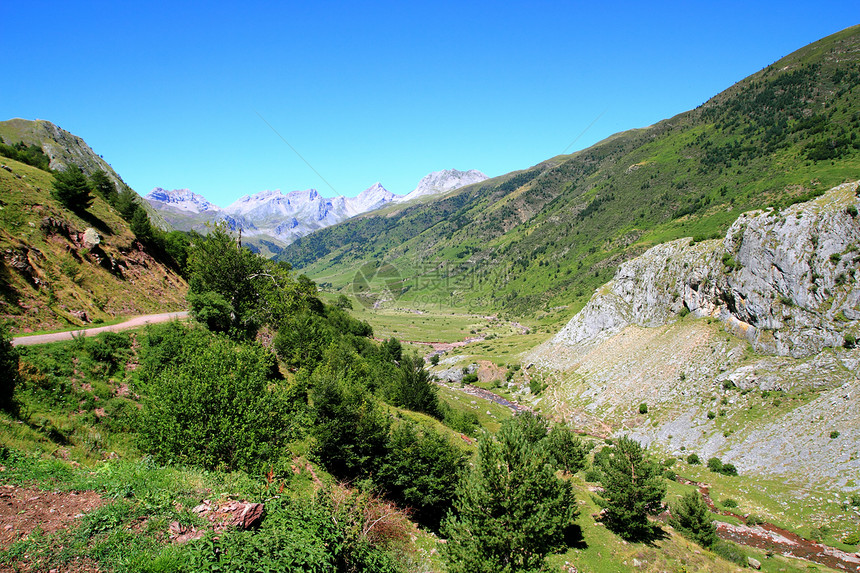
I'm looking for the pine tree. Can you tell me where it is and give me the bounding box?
[670,490,718,547]
[51,164,93,211]
[88,169,117,203]
[546,424,589,474]
[595,435,666,540]
[442,415,578,572]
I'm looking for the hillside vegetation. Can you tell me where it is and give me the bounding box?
[281,25,860,318]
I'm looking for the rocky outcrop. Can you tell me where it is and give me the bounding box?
[529,182,860,491]
[553,182,860,358]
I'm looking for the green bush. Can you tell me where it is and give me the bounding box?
[311,373,390,481]
[135,327,301,472]
[687,453,701,465]
[462,372,479,384]
[843,531,860,545]
[831,430,841,439]
[711,541,747,565]
[721,498,738,508]
[378,422,466,530]
[189,492,404,573]
[639,403,648,414]
[0,141,50,171]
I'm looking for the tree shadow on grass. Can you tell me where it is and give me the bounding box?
[76,209,113,236]
[625,523,670,546]
[564,523,588,549]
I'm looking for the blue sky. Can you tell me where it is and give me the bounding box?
[4,2,858,205]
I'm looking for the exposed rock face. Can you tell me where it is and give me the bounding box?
[396,169,488,203]
[0,119,124,189]
[529,182,860,491]
[553,182,860,358]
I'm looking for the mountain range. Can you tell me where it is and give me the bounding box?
[280,24,860,318]
[144,169,488,256]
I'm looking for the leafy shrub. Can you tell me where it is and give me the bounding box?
[639,403,648,414]
[187,290,234,334]
[189,490,405,572]
[843,531,860,545]
[831,430,841,439]
[311,373,390,481]
[136,327,300,472]
[721,498,738,508]
[462,372,479,384]
[0,140,51,171]
[440,403,479,435]
[844,334,857,349]
[707,457,723,472]
[720,463,738,476]
[584,468,602,482]
[687,453,701,465]
[711,541,747,565]
[529,377,546,394]
[721,252,739,271]
[378,422,466,530]
[86,331,131,373]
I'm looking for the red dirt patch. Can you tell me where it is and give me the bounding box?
[0,485,104,547]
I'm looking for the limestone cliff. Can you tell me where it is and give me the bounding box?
[528,182,860,491]
[553,181,860,358]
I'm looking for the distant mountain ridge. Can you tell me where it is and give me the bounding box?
[145,169,488,255]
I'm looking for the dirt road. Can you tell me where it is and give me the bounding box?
[11,311,189,346]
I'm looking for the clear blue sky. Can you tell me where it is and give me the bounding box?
[4,1,858,205]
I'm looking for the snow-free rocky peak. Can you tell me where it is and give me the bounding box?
[397,169,488,202]
[145,168,485,249]
[145,188,221,213]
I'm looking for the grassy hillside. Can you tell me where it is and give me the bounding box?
[281,25,860,319]
[1,327,847,573]
[0,155,187,333]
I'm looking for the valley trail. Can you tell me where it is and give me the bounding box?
[11,311,189,346]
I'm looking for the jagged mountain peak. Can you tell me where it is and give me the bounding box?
[398,168,488,202]
[145,188,221,213]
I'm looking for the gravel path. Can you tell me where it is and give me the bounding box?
[11,311,189,346]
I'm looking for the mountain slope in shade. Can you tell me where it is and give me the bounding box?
[396,169,488,202]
